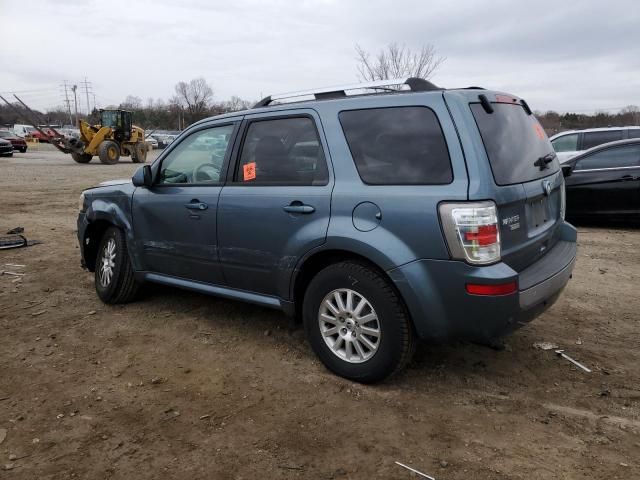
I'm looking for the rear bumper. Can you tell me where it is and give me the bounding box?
[388,222,577,341]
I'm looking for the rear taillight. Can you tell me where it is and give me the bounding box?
[439,201,501,264]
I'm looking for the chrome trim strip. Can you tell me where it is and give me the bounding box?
[573,165,640,173]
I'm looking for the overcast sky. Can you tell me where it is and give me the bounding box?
[1,0,638,114]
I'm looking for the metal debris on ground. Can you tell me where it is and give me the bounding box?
[0,235,27,250]
[395,461,435,479]
[533,341,559,351]
[555,349,591,373]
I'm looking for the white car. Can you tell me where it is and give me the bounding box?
[550,126,640,163]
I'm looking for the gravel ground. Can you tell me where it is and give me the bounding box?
[1,148,639,479]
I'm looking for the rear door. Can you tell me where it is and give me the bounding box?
[456,92,563,272]
[566,143,640,215]
[217,110,333,298]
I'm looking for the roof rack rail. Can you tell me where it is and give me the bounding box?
[253,77,440,108]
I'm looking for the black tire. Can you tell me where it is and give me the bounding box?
[98,140,120,165]
[303,261,415,383]
[94,226,139,304]
[20,147,27,153]
[71,152,92,163]
[132,142,147,163]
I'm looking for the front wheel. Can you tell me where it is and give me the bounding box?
[98,140,120,165]
[71,152,92,163]
[303,261,415,383]
[95,226,139,304]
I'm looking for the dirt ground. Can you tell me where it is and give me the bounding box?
[1,146,639,480]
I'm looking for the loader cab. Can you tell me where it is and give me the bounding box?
[100,109,132,141]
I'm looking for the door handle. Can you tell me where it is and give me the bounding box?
[185,200,208,210]
[283,201,315,214]
[621,175,639,181]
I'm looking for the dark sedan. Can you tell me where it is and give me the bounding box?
[564,138,640,218]
[0,129,27,152]
[0,138,13,157]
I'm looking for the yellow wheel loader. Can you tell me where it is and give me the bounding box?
[67,109,147,164]
[0,95,146,165]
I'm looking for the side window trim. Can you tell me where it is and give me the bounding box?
[153,121,240,187]
[226,112,330,186]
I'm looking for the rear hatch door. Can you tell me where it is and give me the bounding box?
[455,92,564,272]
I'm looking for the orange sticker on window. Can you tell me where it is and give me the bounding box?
[533,123,546,140]
[243,162,256,181]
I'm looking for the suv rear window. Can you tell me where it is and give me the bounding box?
[470,103,559,186]
[339,107,452,185]
[582,130,623,149]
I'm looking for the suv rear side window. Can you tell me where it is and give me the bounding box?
[628,129,640,139]
[582,130,623,150]
[470,103,559,186]
[235,117,328,185]
[338,107,452,185]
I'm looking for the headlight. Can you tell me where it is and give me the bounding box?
[78,192,86,212]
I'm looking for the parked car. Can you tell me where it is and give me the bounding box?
[145,136,158,150]
[12,124,36,138]
[563,138,640,219]
[77,78,577,383]
[0,138,14,156]
[0,129,27,152]
[550,126,640,163]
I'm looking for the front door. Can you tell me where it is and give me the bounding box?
[217,112,333,298]
[132,122,238,284]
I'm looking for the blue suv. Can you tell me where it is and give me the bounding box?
[77,78,577,382]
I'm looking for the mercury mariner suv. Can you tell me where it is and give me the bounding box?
[77,78,577,383]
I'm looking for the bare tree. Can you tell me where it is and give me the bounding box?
[173,77,214,121]
[355,43,445,82]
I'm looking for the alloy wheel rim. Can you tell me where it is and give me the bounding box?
[99,238,116,287]
[318,288,381,363]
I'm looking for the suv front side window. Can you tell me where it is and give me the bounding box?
[158,125,234,184]
[551,133,578,152]
[235,117,329,185]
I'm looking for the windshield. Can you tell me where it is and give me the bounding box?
[0,130,12,137]
[470,103,559,185]
[101,111,121,128]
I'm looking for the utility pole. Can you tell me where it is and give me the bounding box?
[71,85,78,125]
[80,77,93,114]
[61,80,73,125]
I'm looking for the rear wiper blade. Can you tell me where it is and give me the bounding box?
[534,152,556,170]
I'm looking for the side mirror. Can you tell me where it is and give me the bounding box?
[132,165,153,187]
[561,164,573,178]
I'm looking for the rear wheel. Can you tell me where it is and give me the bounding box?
[95,226,139,304]
[71,152,92,163]
[132,142,147,163]
[98,140,120,165]
[303,261,415,383]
